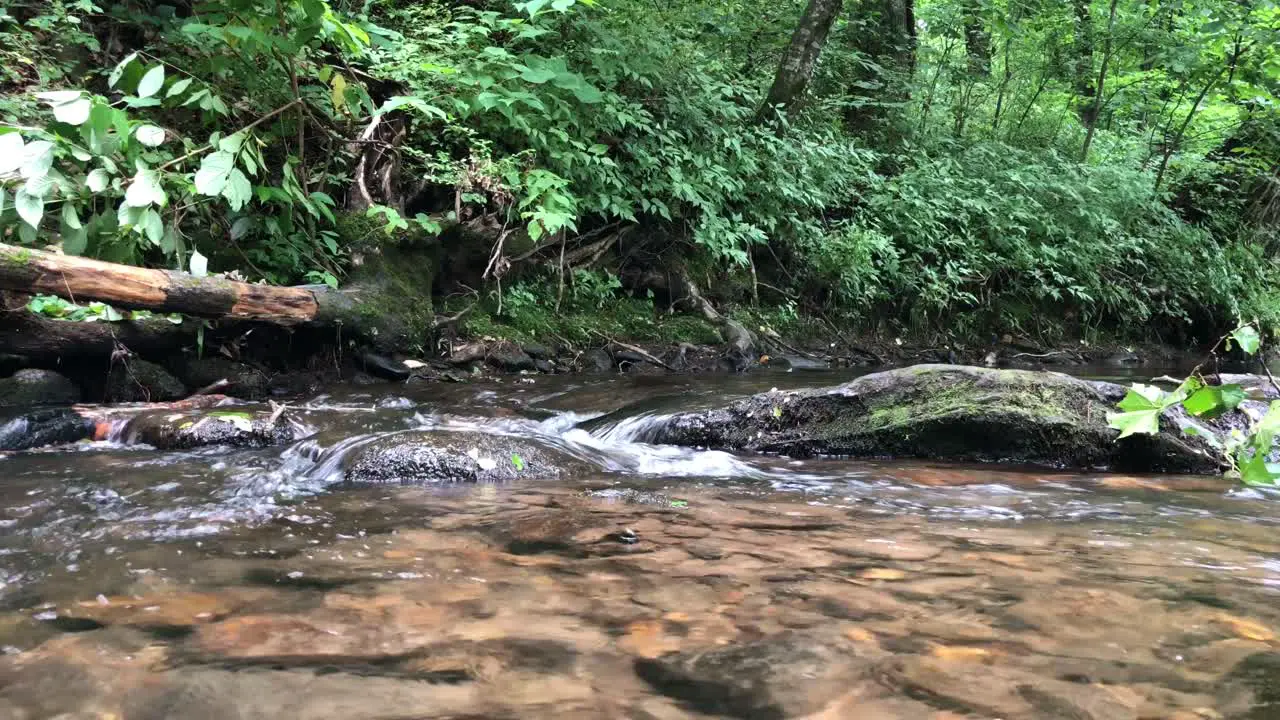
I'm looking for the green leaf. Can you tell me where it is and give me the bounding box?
[139,209,164,245]
[1239,450,1277,487]
[135,125,166,147]
[51,97,91,125]
[165,78,193,98]
[86,168,110,192]
[137,65,165,98]
[14,188,44,228]
[1106,409,1161,438]
[1116,384,1167,412]
[511,454,525,471]
[0,133,24,174]
[1231,325,1261,355]
[222,168,252,211]
[20,140,54,180]
[61,202,81,230]
[125,168,165,208]
[1183,385,1246,418]
[108,52,137,88]
[194,151,235,196]
[61,224,87,256]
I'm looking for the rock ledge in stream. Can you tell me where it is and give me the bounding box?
[642,364,1223,473]
[344,431,588,484]
[119,409,300,449]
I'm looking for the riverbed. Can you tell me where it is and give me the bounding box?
[1,369,1278,719]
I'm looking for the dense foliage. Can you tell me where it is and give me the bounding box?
[0,0,1277,342]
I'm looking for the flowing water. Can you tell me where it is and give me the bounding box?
[2,369,1280,719]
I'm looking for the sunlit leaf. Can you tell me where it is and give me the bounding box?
[14,188,44,228]
[137,65,166,98]
[135,125,166,147]
[189,247,208,277]
[194,151,235,196]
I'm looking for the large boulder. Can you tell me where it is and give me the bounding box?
[104,359,186,403]
[0,369,81,407]
[641,364,1224,474]
[343,430,590,484]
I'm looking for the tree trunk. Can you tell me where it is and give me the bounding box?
[1079,0,1119,160]
[963,0,990,76]
[1072,0,1095,100]
[757,0,845,121]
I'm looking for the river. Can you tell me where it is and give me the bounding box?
[1,368,1278,718]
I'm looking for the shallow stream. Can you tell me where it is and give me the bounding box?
[1,368,1279,719]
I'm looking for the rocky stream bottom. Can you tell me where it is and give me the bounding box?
[1,370,1280,719]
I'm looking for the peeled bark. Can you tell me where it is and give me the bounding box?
[757,0,845,120]
[0,243,320,323]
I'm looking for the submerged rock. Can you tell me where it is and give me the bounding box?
[642,364,1223,473]
[105,359,186,403]
[0,369,81,407]
[634,632,872,719]
[343,430,588,484]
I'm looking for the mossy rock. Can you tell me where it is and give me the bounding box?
[642,364,1223,474]
[0,369,81,407]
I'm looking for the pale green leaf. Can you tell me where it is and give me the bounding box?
[0,133,24,174]
[1106,409,1161,438]
[165,77,193,98]
[189,247,208,277]
[137,65,165,98]
[51,97,91,125]
[1231,325,1261,355]
[108,52,137,88]
[14,188,44,228]
[135,125,166,147]
[194,151,235,196]
[222,168,252,211]
[86,168,110,192]
[140,208,164,245]
[124,168,165,208]
[61,202,81,229]
[20,140,54,180]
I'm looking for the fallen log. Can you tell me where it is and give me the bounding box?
[0,242,321,323]
[0,308,198,360]
[0,242,436,354]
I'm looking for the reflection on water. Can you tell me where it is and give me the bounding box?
[1,370,1279,718]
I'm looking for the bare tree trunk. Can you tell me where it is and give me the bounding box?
[963,0,990,76]
[757,0,845,121]
[1080,0,1119,160]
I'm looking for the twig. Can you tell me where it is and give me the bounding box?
[268,400,290,424]
[589,330,677,371]
[192,378,230,396]
[159,99,303,171]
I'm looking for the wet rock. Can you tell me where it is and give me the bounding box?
[486,342,537,372]
[0,407,94,450]
[171,357,270,400]
[359,352,410,382]
[614,349,648,367]
[646,364,1225,474]
[534,359,556,374]
[105,359,186,403]
[0,368,81,407]
[343,430,589,484]
[582,348,615,373]
[634,631,872,719]
[882,656,1138,719]
[118,408,300,449]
